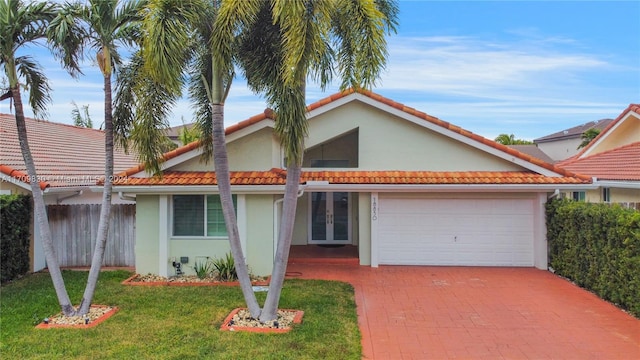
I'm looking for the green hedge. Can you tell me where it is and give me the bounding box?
[1,194,32,283]
[546,199,640,317]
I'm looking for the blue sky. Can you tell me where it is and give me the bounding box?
[2,0,639,141]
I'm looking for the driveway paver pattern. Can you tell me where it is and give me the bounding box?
[286,264,639,359]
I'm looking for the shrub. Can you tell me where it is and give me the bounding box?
[546,199,640,317]
[212,252,237,281]
[193,258,213,279]
[1,194,32,283]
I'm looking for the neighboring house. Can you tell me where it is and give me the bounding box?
[556,104,640,205]
[167,122,197,145]
[112,90,591,277]
[0,114,140,271]
[507,145,555,164]
[534,118,614,162]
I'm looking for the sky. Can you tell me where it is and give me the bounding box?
[2,0,639,141]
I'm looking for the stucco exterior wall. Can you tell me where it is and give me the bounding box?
[587,115,640,156]
[306,101,524,171]
[536,138,581,162]
[171,128,277,172]
[358,193,371,265]
[135,195,160,275]
[245,195,275,275]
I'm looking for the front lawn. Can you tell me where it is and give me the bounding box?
[0,270,361,359]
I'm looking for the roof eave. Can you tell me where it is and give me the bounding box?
[107,182,594,195]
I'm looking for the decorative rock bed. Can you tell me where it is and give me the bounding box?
[220,308,304,333]
[122,274,269,286]
[35,305,118,329]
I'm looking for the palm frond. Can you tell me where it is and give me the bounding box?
[15,55,51,118]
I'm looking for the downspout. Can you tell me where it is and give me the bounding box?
[273,186,306,257]
[547,189,560,200]
[56,190,83,204]
[119,192,136,202]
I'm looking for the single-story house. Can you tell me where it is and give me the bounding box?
[112,90,592,277]
[556,104,640,205]
[0,113,139,271]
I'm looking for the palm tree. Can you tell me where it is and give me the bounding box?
[216,0,399,321]
[577,128,600,149]
[0,0,79,316]
[49,0,146,315]
[494,133,532,145]
[114,0,263,317]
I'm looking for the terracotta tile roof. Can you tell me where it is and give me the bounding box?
[117,89,585,182]
[113,169,590,186]
[533,118,614,143]
[557,142,640,181]
[0,164,48,190]
[1,113,139,187]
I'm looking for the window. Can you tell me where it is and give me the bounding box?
[602,187,611,203]
[173,195,236,237]
[572,191,586,202]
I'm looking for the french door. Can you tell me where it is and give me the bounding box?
[309,192,351,244]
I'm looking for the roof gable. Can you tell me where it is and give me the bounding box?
[575,104,640,159]
[117,89,584,181]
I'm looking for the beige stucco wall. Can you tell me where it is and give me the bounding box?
[587,114,640,156]
[0,180,30,195]
[170,128,277,172]
[306,101,524,171]
[562,187,640,204]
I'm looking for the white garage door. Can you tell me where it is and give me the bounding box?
[378,197,534,266]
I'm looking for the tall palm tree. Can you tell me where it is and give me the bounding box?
[0,0,80,316]
[114,0,263,317]
[49,0,146,315]
[216,0,399,321]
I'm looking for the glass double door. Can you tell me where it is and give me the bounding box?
[309,192,350,244]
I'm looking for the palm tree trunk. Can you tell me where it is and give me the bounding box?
[260,164,301,322]
[211,103,261,318]
[78,73,114,315]
[10,85,75,317]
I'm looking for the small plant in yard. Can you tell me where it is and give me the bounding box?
[193,259,213,279]
[212,252,237,281]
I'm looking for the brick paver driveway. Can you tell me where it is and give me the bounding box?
[286,264,639,359]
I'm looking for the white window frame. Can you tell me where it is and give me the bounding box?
[171,194,236,239]
[602,187,611,203]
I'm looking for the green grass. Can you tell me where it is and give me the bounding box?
[0,270,361,359]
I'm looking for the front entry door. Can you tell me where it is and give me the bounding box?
[309,192,350,244]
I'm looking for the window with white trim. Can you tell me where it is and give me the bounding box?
[602,187,611,203]
[173,195,236,237]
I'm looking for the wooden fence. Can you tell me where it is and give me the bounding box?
[47,204,135,267]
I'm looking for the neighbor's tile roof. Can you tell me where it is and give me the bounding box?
[0,113,139,187]
[116,90,584,181]
[557,142,640,181]
[533,118,614,143]
[113,169,590,186]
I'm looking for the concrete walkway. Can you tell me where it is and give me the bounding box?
[286,264,639,359]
